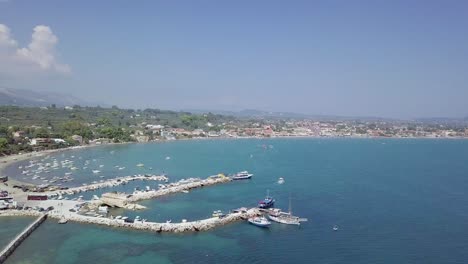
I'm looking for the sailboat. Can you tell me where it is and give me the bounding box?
[268,196,308,225]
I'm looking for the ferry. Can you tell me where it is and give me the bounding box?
[248,216,271,227]
[232,171,253,180]
[257,190,275,209]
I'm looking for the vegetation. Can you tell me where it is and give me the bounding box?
[0,105,236,155]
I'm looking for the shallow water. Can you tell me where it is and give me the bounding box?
[3,138,468,263]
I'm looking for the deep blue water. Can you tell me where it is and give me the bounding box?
[3,138,468,263]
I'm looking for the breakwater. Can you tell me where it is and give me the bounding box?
[0,214,47,263]
[50,207,261,233]
[47,174,168,196]
[126,176,231,202]
[0,208,261,234]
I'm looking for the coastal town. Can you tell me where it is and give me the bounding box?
[1,105,468,156]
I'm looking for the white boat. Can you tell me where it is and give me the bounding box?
[232,171,253,180]
[92,170,100,174]
[278,177,285,184]
[165,156,171,160]
[212,210,225,218]
[333,225,339,231]
[248,216,271,227]
[136,163,144,167]
[268,197,307,225]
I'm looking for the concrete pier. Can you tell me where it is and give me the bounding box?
[126,176,231,202]
[0,214,47,263]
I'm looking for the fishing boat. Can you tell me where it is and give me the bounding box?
[212,210,225,218]
[248,216,271,227]
[258,190,275,209]
[232,171,253,180]
[268,197,307,225]
[58,217,68,224]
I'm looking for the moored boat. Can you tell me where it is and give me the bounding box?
[248,216,271,227]
[267,197,307,225]
[232,171,253,180]
[258,190,275,208]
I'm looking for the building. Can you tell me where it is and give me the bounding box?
[71,135,83,145]
[27,194,48,201]
[30,138,51,146]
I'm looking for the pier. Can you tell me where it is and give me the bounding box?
[46,174,168,196]
[0,214,47,263]
[126,175,231,202]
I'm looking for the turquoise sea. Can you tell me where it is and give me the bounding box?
[3,138,468,264]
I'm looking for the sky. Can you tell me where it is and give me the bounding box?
[0,0,468,119]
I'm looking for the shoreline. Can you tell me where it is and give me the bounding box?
[2,135,467,187]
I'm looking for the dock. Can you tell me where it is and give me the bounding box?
[45,174,168,196]
[126,175,231,202]
[0,214,47,263]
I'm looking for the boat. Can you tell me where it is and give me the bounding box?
[92,170,100,174]
[212,210,225,218]
[232,171,253,180]
[136,163,144,167]
[333,225,339,231]
[58,217,68,224]
[277,177,285,184]
[268,197,307,225]
[165,156,171,160]
[248,216,271,227]
[258,190,275,209]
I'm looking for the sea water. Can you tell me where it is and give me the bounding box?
[3,138,468,263]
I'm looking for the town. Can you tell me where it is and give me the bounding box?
[1,105,468,155]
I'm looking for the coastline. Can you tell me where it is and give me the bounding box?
[0,143,134,196]
[1,135,466,188]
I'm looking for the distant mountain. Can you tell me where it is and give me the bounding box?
[0,87,95,107]
[183,108,392,121]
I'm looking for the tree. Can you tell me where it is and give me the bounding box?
[0,138,8,152]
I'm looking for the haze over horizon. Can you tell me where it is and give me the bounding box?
[1,1,468,119]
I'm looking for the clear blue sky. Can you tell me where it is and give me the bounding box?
[1,0,467,118]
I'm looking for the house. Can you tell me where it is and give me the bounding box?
[13,131,26,138]
[52,138,66,144]
[30,138,51,146]
[71,135,83,145]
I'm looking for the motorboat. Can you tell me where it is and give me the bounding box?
[248,216,271,227]
[232,171,253,180]
[258,190,275,209]
[278,177,285,184]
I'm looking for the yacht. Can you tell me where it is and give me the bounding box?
[257,190,275,209]
[232,171,253,180]
[248,216,271,227]
[267,198,307,225]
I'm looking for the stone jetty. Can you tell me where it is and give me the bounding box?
[0,214,47,263]
[51,207,261,233]
[0,207,262,234]
[126,175,231,203]
[47,174,168,196]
